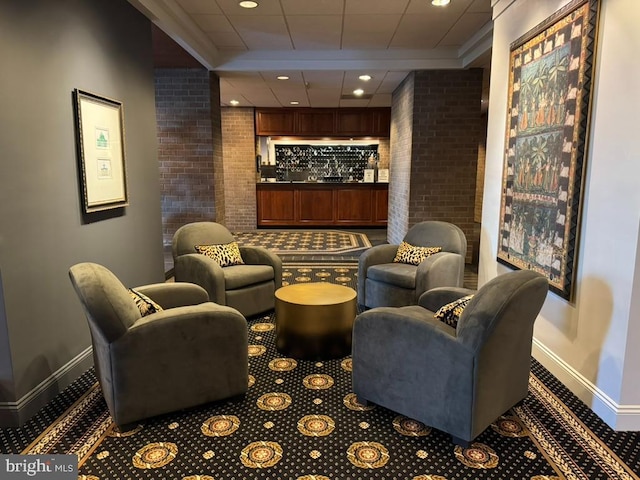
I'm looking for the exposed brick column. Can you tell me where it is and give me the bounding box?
[390,69,483,262]
[210,72,224,224]
[388,72,415,244]
[220,107,257,231]
[155,68,215,246]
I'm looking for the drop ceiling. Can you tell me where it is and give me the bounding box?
[130,0,493,107]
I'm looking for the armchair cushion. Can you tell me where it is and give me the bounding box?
[434,294,474,328]
[128,288,163,317]
[367,263,417,289]
[393,242,442,265]
[223,264,276,290]
[195,242,245,267]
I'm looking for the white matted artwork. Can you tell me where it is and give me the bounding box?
[74,89,128,213]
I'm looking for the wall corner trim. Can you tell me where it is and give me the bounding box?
[532,338,640,431]
[0,347,93,427]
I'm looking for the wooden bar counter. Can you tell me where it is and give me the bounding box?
[256,182,388,227]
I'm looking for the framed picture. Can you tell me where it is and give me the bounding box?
[497,0,600,300]
[74,89,128,213]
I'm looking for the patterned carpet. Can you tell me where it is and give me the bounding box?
[3,263,639,479]
[233,230,372,256]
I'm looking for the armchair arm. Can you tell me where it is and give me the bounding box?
[240,246,283,289]
[174,254,225,305]
[357,244,398,300]
[415,251,465,295]
[418,287,476,312]
[352,307,475,410]
[134,282,209,309]
[108,303,248,414]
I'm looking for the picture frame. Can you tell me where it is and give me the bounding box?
[497,0,600,300]
[74,89,128,213]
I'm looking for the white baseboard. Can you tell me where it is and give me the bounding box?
[532,339,640,431]
[0,346,93,427]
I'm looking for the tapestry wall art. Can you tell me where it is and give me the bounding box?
[497,0,600,300]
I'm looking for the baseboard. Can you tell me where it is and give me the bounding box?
[532,338,640,431]
[0,346,93,427]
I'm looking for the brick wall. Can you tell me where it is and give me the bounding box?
[388,72,415,244]
[221,107,257,231]
[210,72,224,224]
[475,114,488,223]
[389,70,484,262]
[155,68,215,246]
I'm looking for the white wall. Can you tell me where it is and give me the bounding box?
[482,0,640,429]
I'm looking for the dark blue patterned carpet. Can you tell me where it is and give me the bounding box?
[2,263,639,479]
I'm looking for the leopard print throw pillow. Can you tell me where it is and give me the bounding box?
[129,288,164,317]
[434,295,474,329]
[393,241,442,265]
[195,242,245,267]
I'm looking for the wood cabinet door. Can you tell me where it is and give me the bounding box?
[372,109,391,136]
[335,110,373,136]
[255,109,295,135]
[296,110,335,135]
[297,188,334,224]
[257,187,295,225]
[373,186,388,224]
[335,188,373,222]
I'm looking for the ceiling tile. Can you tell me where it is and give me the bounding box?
[176,0,223,14]
[281,0,344,15]
[307,88,341,108]
[389,14,452,49]
[215,0,283,15]
[261,71,305,85]
[206,30,246,48]
[468,0,492,13]
[192,14,234,32]
[239,85,282,105]
[302,71,345,89]
[376,71,410,94]
[287,15,342,50]
[344,0,409,15]
[367,93,392,107]
[405,0,473,15]
[343,70,385,90]
[342,14,402,49]
[438,12,492,47]
[228,15,293,50]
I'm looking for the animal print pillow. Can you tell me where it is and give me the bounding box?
[393,241,442,265]
[128,288,164,317]
[434,295,474,329]
[195,242,245,267]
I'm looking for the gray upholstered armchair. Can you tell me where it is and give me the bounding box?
[358,221,467,309]
[172,222,282,318]
[352,269,548,446]
[69,262,248,428]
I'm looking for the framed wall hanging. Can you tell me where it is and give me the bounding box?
[497,0,600,301]
[74,89,128,213]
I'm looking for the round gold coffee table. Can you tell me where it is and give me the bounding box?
[275,282,357,360]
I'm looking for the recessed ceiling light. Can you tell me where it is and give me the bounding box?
[277,75,289,80]
[431,0,450,6]
[359,75,372,81]
[290,101,300,105]
[229,99,240,106]
[353,88,365,96]
[239,1,258,8]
